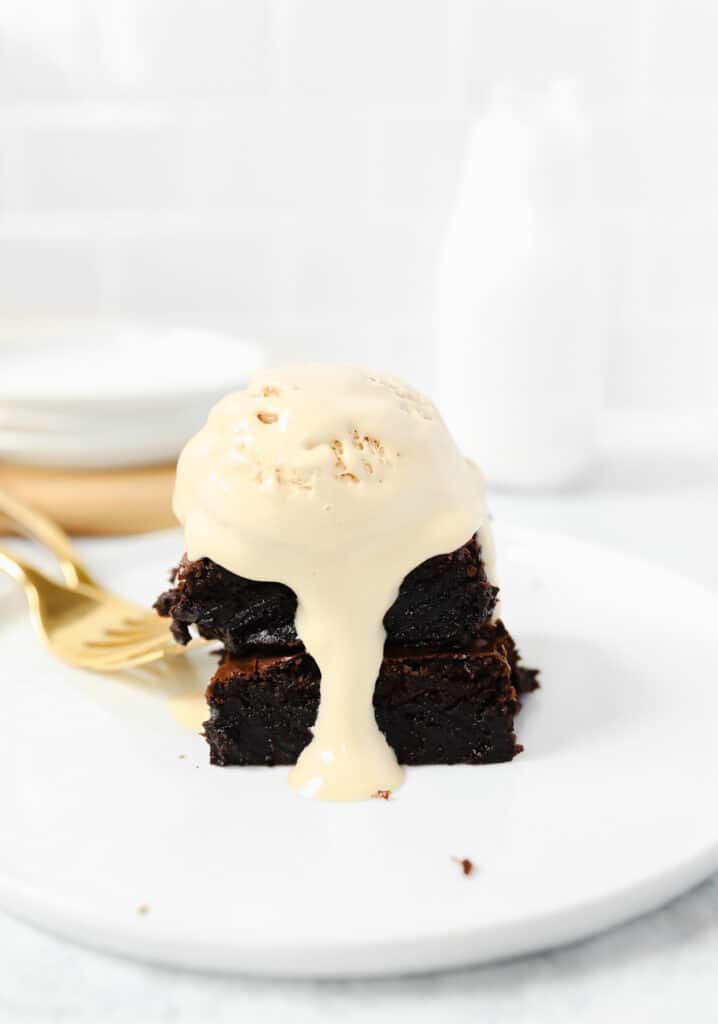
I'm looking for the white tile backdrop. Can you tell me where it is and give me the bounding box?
[0,0,716,411]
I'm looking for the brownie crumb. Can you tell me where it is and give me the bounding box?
[452,857,474,877]
[371,789,392,800]
[137,904,150,916]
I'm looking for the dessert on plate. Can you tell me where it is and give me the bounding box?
[155,364,537,800]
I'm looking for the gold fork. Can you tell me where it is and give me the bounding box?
[0,487,205,670]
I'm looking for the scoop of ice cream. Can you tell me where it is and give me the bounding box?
[174,364,485,562]
[173,364,491,802]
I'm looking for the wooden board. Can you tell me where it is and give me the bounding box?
[0,462,177,535]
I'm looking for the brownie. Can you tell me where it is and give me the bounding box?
[154,536,498,652]
[204,621,536,768]
[155,556,299,651]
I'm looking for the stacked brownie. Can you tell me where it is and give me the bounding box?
[155,537,537,767]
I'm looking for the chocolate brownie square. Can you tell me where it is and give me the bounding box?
[155,536,498,653]
[204,622,535,768]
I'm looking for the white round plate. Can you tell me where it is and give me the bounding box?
[0,321,263,405]
[1,525,717,978]
[0,409,209,469]
[0,320,265,466]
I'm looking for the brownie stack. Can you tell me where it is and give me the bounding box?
[154,536,537,767]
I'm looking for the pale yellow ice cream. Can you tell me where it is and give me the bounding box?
[174,364,493,801]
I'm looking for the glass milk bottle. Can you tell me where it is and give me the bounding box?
[436,82,599,489]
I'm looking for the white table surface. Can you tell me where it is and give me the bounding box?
[3,441,718,1024]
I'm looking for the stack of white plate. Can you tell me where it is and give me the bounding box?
[0,322,265,469]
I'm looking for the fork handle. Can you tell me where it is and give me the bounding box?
[0,543,55,593]
[0,485,96,589]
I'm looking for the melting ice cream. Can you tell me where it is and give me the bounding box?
[173,364,493,801]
